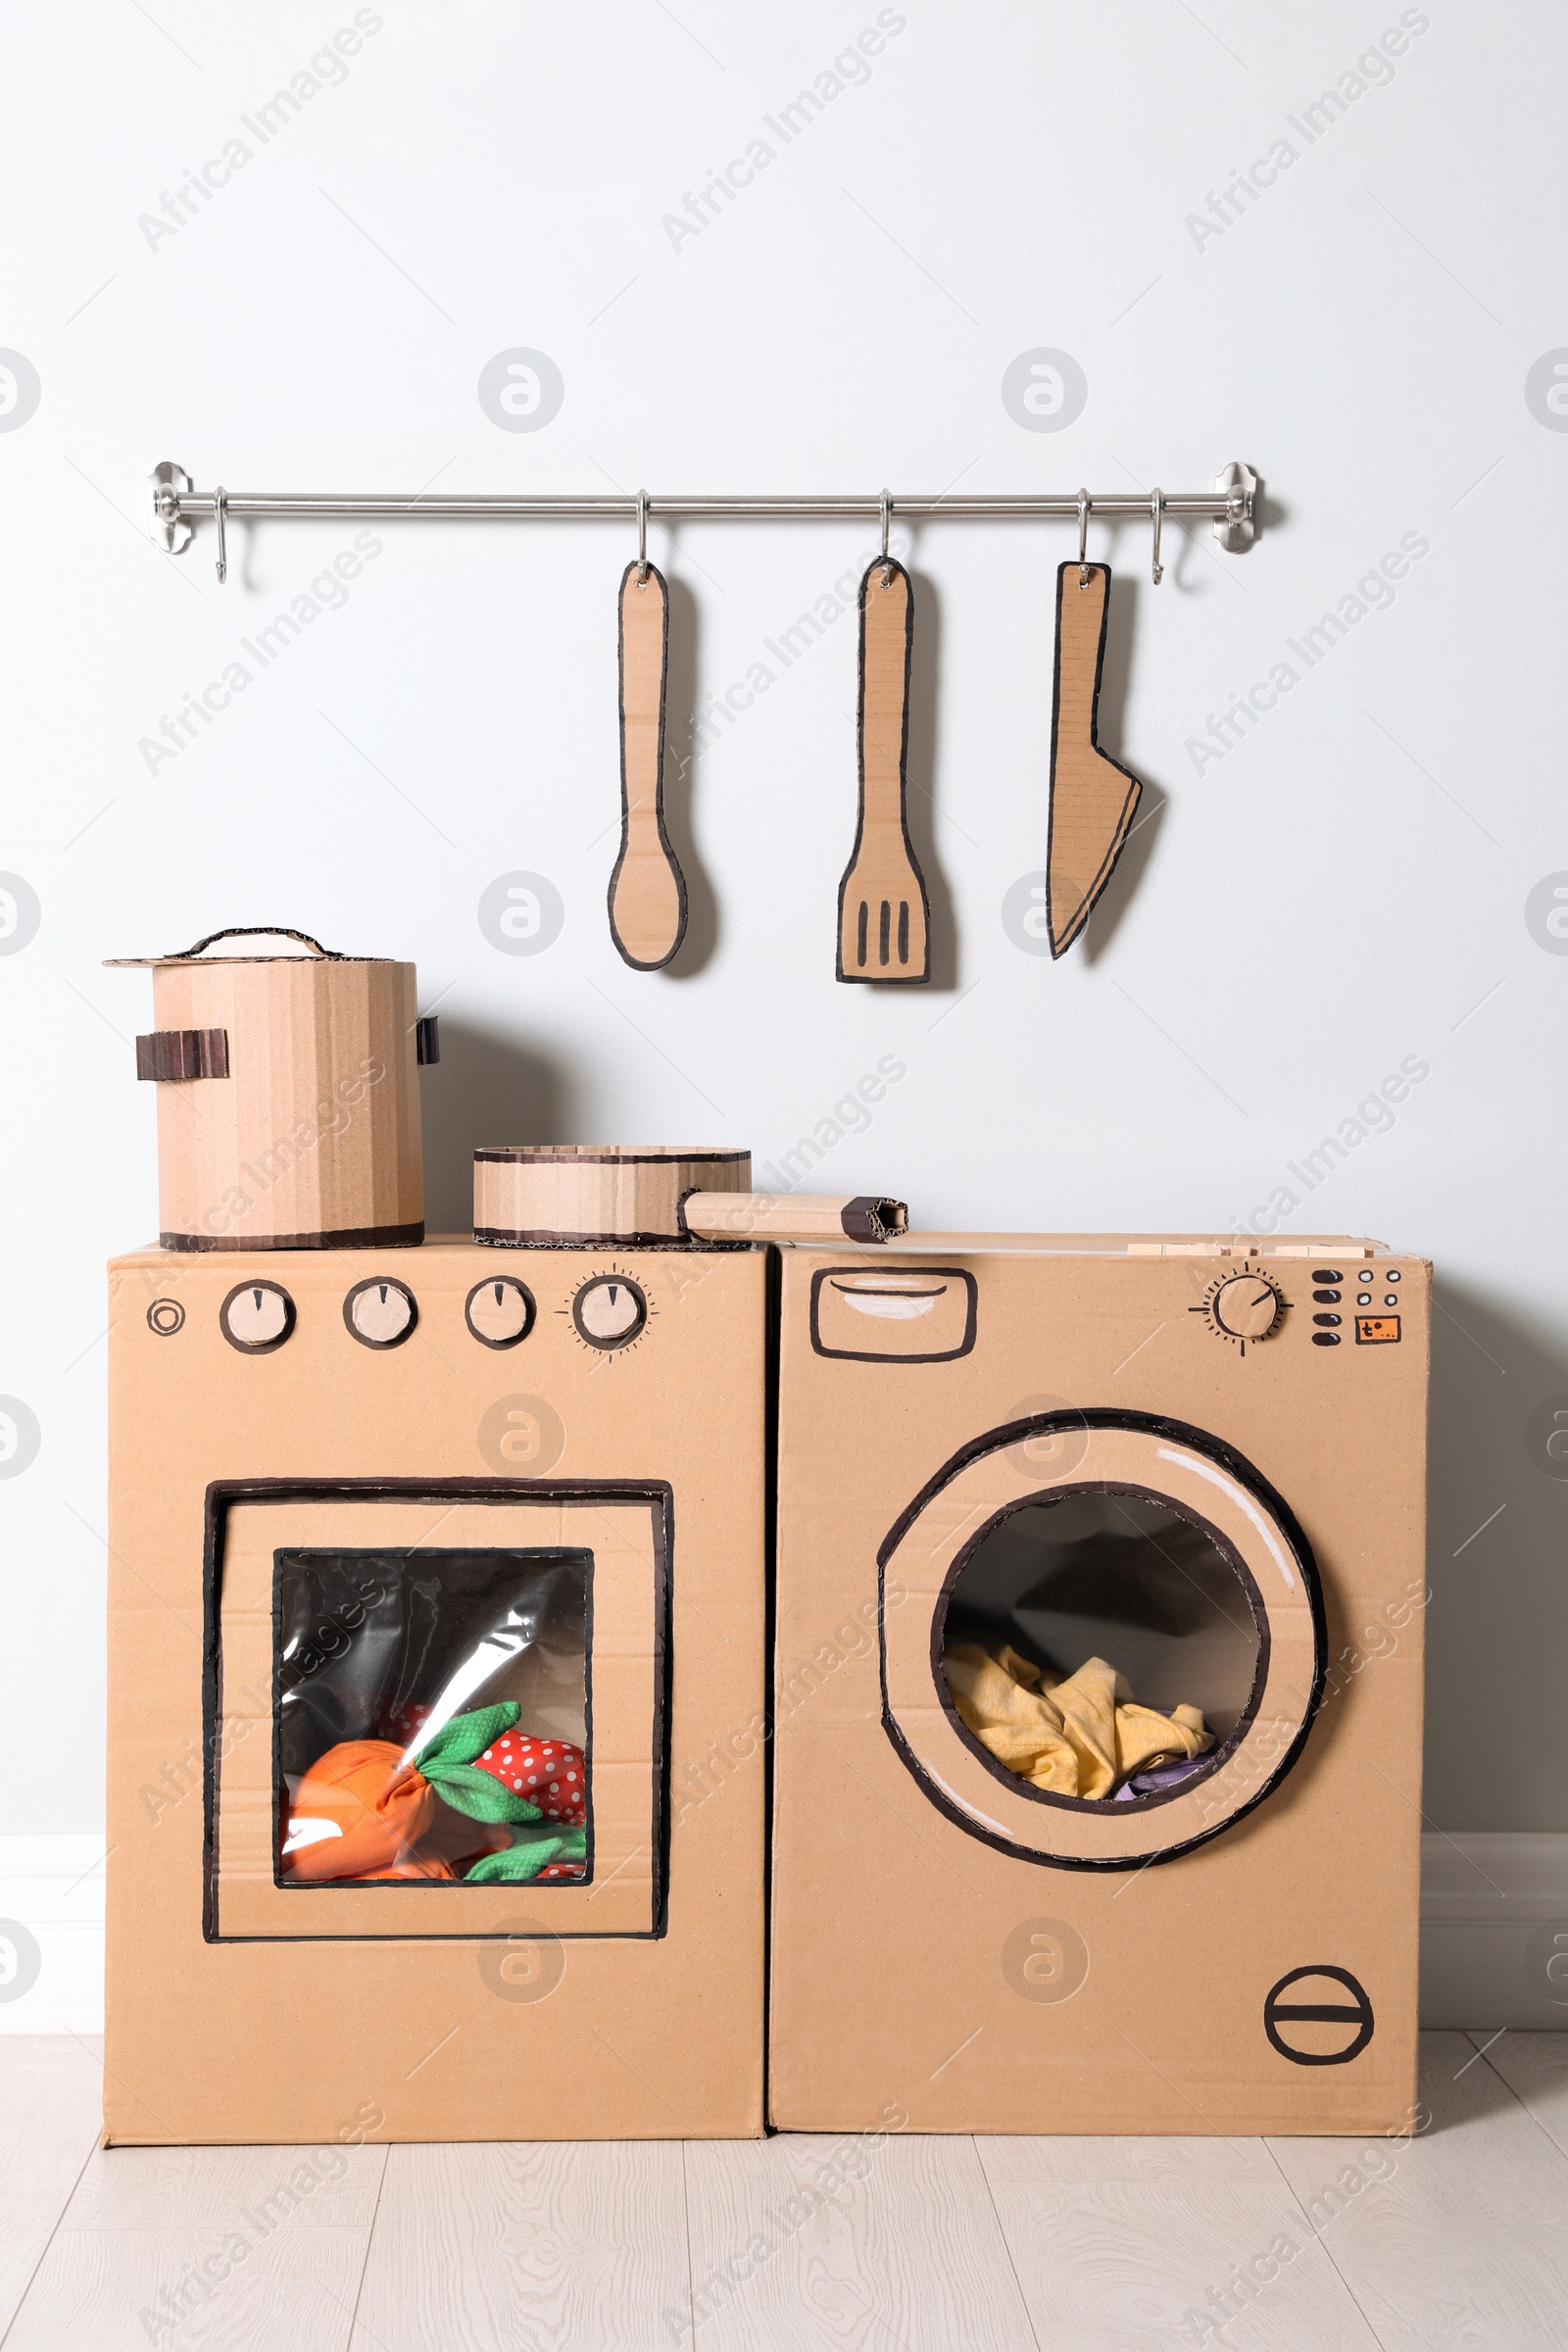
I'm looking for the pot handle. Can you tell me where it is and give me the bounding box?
[136,1028,230,1082]
[174,926,339,959]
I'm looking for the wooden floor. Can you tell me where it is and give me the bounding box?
[2,2033,1565,2349]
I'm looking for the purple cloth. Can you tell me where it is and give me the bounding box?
[1111,1754,1210,1802]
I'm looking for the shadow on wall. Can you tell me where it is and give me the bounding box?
[1422,1276,1568,1830]
[1084,565,1165,964]
[419,1021,576,1237]
[902,564,957,991]
[662,569,720,978]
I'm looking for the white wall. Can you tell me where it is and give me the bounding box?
[2,3,1564,1876]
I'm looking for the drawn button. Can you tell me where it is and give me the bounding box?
[1264,1965,1374,2065]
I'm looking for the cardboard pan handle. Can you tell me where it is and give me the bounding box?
[678,1191,908,1244]
[175,927,338,959]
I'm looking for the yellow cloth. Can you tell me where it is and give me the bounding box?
[943,1643,1212,1799]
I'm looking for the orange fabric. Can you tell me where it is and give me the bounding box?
[340,1853,457,1882]
[280,1739,434,1881]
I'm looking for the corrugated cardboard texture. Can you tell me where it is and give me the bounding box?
[106,1238,767,2143]
[609,562,686,970]
[681,1193,906,1245]
[768,1237,1430,2135]
[473,1147,749,1245]
[144,957,423,1248]
[836,558,929,983]
[1046,562,1143,957]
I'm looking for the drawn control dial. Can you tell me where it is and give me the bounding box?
[1205,1272,1283,1346]
[343,1276,417,1349]
[571,1273,648,1351]
[220,1280,295,1354]
[466,1275,536,1349]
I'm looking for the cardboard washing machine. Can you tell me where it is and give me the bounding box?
[104,1233,768,2144]
[769,1233,1431,2136]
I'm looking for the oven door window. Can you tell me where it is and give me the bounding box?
[277,1546,590,1890]
[209,1491,665,1939]
[880,1414,1323,1869]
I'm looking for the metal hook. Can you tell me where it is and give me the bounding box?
[880,488,893,585]
[1077,488,1091,588]
[636,488,649,584]
[1151,486,1164,586]
[214,484,228,585]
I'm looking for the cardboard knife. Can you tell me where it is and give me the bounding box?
[1047,560,1144,957]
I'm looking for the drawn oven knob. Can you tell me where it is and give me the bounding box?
[1210,1273,1283,1342]
[466,1276,536,1350]
[572,1275,647,1351]
[343,1277,418,1349]
[220,1280,295,1354]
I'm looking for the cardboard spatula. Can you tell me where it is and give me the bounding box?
[1046,560,1144,957]
[837,557,929,983]
[609,561,687,970]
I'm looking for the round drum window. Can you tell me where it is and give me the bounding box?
[940,1490,1263,1812]
[879,1413,1323,1870]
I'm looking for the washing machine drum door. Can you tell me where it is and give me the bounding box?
[880,1412,1325,1870]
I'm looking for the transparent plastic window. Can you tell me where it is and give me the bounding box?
[940,1493,1262,1805]
[275,1547,589,1886]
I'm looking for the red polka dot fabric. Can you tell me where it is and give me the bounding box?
[473,1733,587,1827]
[378,1698,433,1747]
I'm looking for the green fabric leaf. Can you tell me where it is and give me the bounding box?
[421,1759,541,1825]
[414,1700,520,1774]
[462,1826,587,1884]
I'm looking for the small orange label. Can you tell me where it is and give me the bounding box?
[1355,1314,1400,1345]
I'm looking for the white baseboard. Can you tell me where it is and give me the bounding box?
[0,1837,107,2034]
[1418,1830,1568,2029]
[2,1831,1564,2039]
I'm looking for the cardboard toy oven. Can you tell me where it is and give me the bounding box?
[768,1234,1431,2136]
[104,1237,767,2144]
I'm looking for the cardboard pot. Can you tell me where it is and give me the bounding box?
[108,927,434,1250]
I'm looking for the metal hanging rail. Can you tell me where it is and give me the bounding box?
[149,461,1259,557]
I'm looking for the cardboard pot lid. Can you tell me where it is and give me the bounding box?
[106,925,397,966]
[879,1411,1324,1871]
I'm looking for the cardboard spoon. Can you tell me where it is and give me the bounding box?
[1046,560,1144,957]
[837,557,929,983]
[609,560,687,970]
